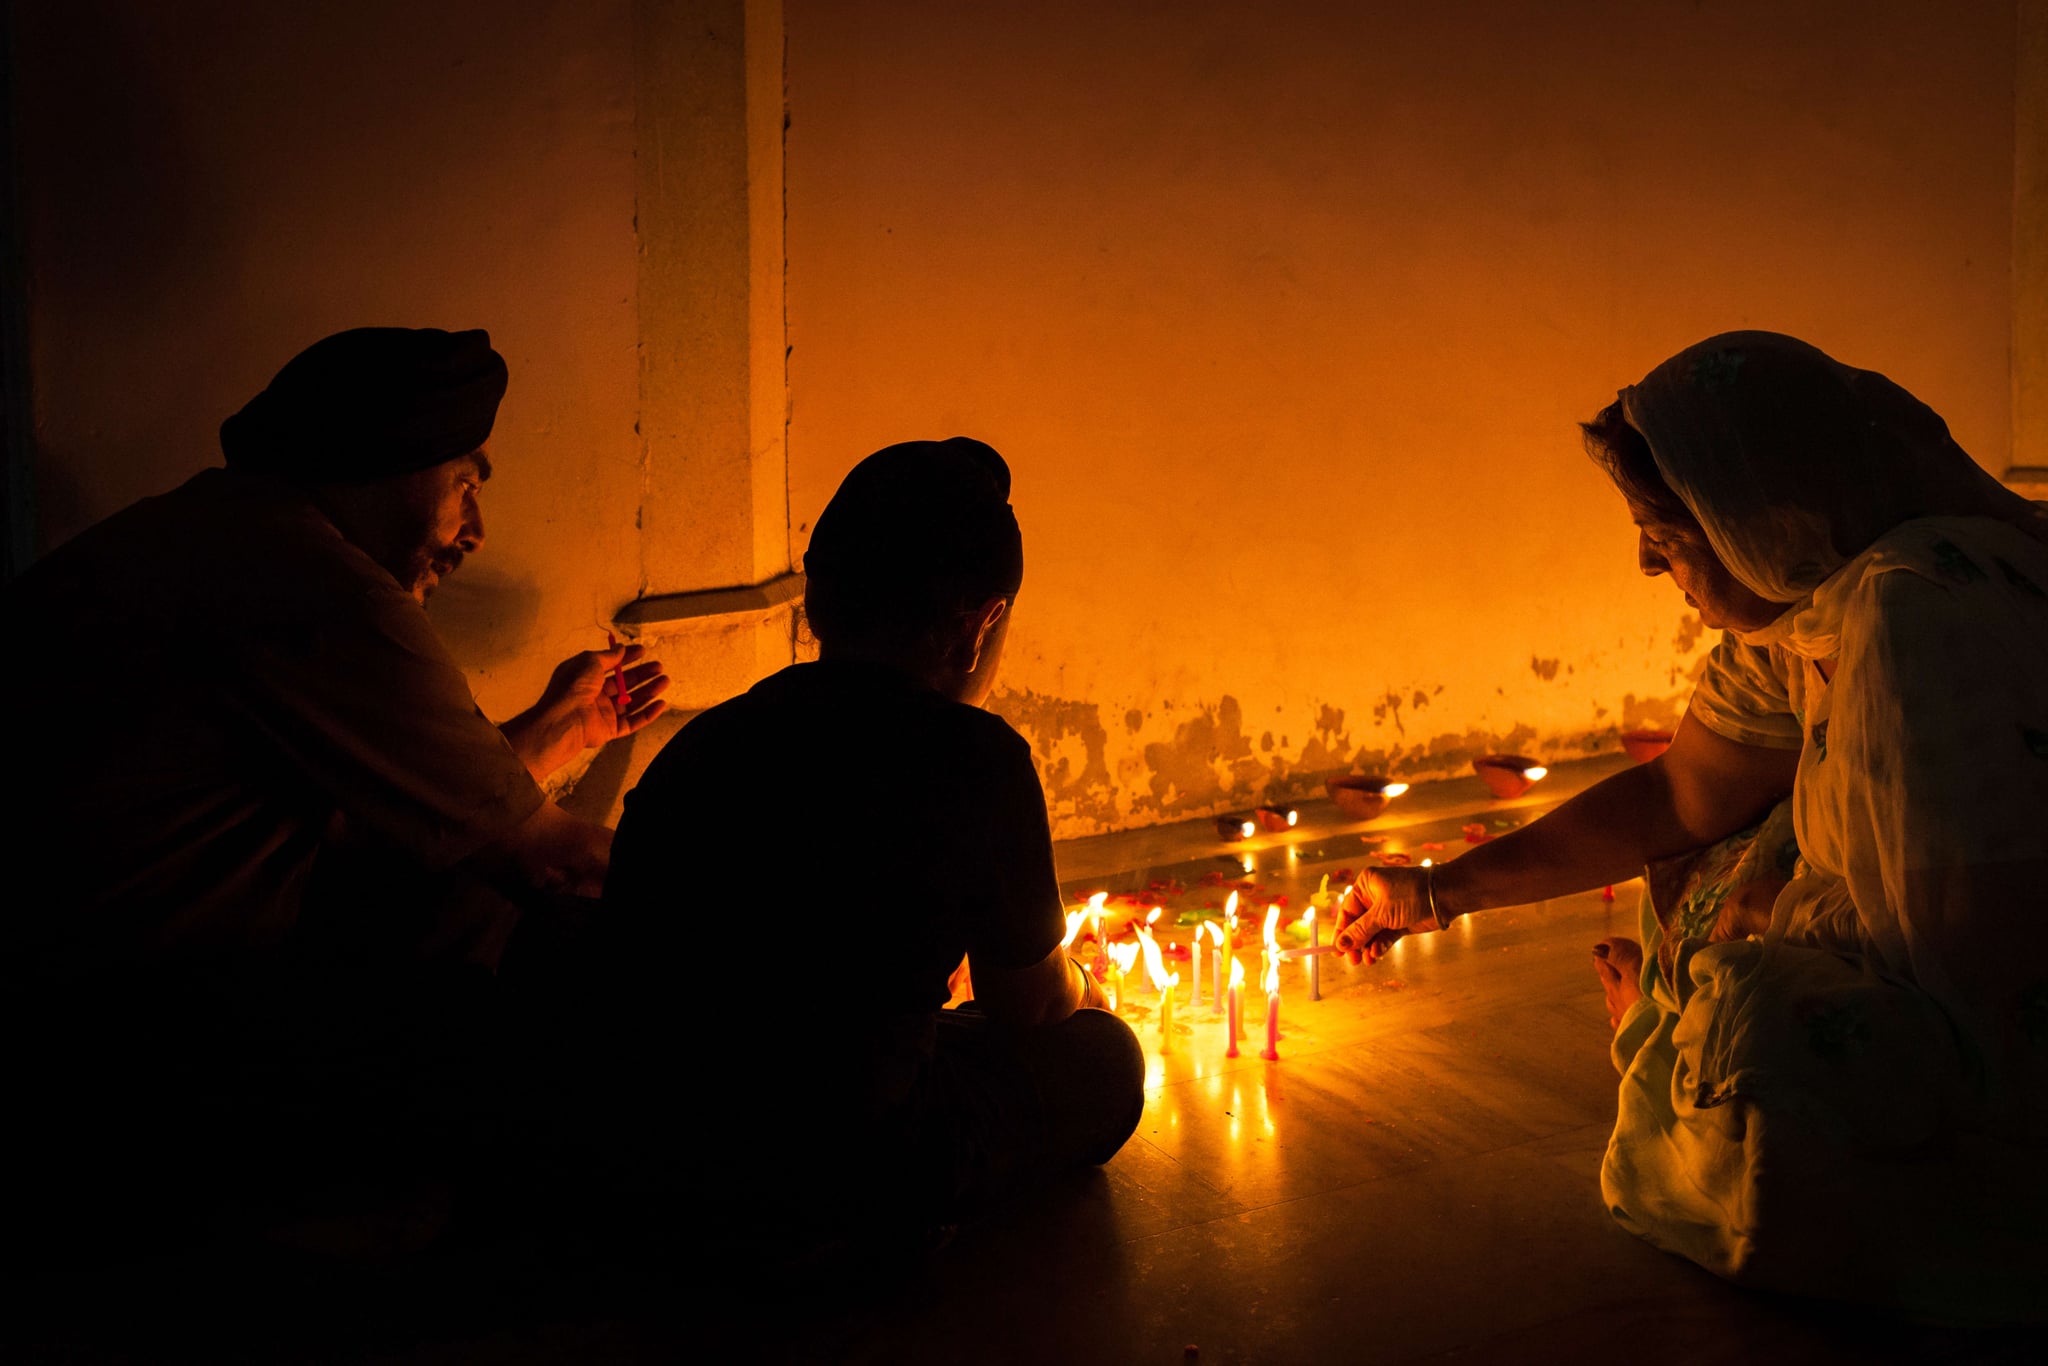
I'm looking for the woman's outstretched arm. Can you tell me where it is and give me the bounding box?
[1336,711,1797,961]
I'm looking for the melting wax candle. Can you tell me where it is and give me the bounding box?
[1300,907,1321,1001]
[1225,957,1245,1059]
[1222,892,1240,996]
[1261,951,1281,1061]
[1159,971,1179,1054]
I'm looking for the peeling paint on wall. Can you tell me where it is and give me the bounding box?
[991,671,1707,841]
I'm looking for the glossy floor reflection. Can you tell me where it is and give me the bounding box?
[763,780,1996,1365]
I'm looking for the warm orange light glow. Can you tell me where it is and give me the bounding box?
[1525,766,1549,782]
[1239,819,1255,838]
[1286,809,1298,826]
[1261,904,1280,950]
[1225,891,1239,926]
[1060,908,1086,948]
[1297,908,1314,929]
[1383,782,1410,798]
[1263,950,1279,996]
[1136,925,1170,992]
[1145,906,1162,926]
[1228,956,1246,989]
[1105,940,1140,1011]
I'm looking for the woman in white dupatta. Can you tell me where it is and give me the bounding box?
[1335,332,2048,1319]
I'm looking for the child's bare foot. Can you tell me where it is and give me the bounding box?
[1592,937,1644,1030]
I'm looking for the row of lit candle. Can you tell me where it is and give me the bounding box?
[1057,875,1354,1064]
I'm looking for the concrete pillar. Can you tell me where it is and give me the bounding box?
[2016,0,2048,487]
[626,0,795,705]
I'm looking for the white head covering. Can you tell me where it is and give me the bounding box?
[1619,331,2048,642]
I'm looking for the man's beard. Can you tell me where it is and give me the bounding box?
[409,545,466,599]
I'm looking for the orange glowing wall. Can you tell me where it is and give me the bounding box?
[786,0,2020,837]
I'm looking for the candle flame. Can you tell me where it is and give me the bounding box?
[1524,765,1548,782]
[1286,809,1298,826]
[1383,782,1410,798]
[1228,956,1246,989]
[1145,906,1162,925]
[1262,904,1280,948]
[1201,919,1223,945]
[1060,908,1086,948]
[1225,891,1239,926]
[1107,941,1141,975]
[1421,857,1434,868]
[1263,952,1280,995]
[1136,925,1171,991]
[1239,819,1255,838]
[1298,907,1315,929]
[1087,890,1108,912]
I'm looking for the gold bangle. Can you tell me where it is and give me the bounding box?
[1427,865,1450,931]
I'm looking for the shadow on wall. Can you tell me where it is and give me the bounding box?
[423,564,545,672]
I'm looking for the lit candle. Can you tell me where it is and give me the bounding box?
[1260,952,1282,1061]
[1189,923,1207,1010]
[1106,941,1139,1013]
[1087,890,1107,947]
[1159,970,1179,1054]
[1142,908,1164,993]
[1222,891,1240,998]
[1261,906,1282,1041]
[1137,922,1170,1001]
[1300,907,1321,1001]
[1225,957,1245,1058]
[1211,943,1224,1016]
[1060,907,1086,950]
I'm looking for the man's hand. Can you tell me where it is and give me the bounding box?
[537,641,671,749]
[502,640,670,783]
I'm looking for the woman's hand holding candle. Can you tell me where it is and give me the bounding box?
[1335,865,1451,965]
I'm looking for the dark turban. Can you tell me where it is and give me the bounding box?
[220,327,508,483]
[803,437,1024,648]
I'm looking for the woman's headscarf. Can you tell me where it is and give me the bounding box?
[1620,332,2048,611]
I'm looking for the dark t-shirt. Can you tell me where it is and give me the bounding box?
[603,659,1065,1120]
[3,469,544,980]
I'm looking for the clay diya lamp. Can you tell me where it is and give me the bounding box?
[1620,729,1674,764]
[1472,755,1548,799]
[1253,805,1298,833]
[1324,775,1409,821]
[1215,814,1258,841]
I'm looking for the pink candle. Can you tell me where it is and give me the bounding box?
[1260,953,1281,1060]
[1224,958,1245,1057]
[605,630,631,711]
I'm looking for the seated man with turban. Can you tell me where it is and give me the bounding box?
[3,327,667,1252]
[587,438,1145,1272]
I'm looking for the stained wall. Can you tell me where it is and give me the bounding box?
[786,0,2018,837]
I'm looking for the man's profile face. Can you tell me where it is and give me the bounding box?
[386,449,490,602]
